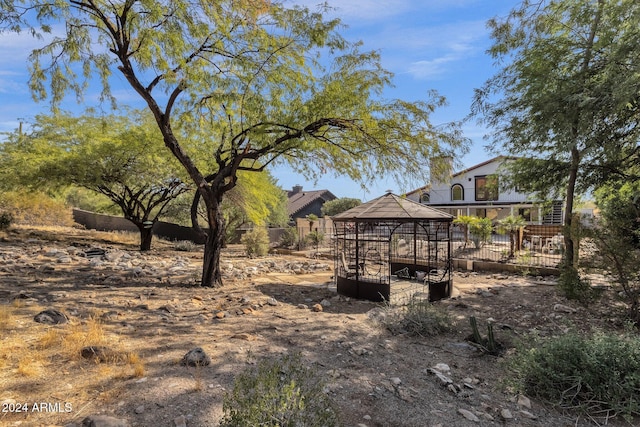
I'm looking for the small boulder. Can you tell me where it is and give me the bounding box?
[181,347,211,367]
[266,297,278,306]
[500,408,513,420]
[517,394,532,409]
[34,309,68,325]
[81,415,131,427]
[458,408,480,422]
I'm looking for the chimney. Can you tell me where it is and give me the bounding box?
[292,184,303,194]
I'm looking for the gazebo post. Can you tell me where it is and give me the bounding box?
[413,222,418,269]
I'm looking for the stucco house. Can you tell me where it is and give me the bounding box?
[405,156,564,225]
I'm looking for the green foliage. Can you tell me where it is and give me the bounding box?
[508,330,640,420]
[220,353,339,427]
[306,230,325,248]
[468,217,493,248]
[0,211,14,230]
[473,0,640,269]
[592,181,640,325]
[496,214,526,258]
[240,228,270,258]
[496,214,526,234]
[62,187,121,216]
[454,215,494,248]
[279,226,298,248]
[381,295,453,337]
[0,110,190,251]
[321,198,361,217]
[8,0,468,286]
[468,316,502,355]
[228,172,289,228]
[0,191,74,227]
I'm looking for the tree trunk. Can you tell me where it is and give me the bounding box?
[509,232,516,258]
[200,201,226,287]
[137,225,154,251]
[563,146,580,269]
[190,190,208,243]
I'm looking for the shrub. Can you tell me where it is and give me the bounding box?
[591,181,640,325]
[279,226,298,248]
[0,212,13,230]
[508,330,640,420]
[220,353,339,427]
[174,240,198,252]
[0,191,74,226]
[240,227,270,257]
[381,295,453,337]
[306,230,325,249]
[469,217,493,248]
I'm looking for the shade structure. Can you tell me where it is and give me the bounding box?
[332,193,454,302]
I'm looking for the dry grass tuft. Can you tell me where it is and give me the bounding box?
[0,304,12,329]
[17,354,46,377]
[62,318,109,358]
[38,328,62,349]
[11,299,25,308]
[126,352,146,378]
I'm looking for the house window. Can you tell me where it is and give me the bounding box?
[451,184,464,201]
[475,175,499,201]
[420,192,430,203]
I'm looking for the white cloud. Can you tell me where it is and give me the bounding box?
[407,54,461,80]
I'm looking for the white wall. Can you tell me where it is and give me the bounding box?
[428,159,530,205]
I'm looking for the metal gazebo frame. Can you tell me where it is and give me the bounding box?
[331,193,454,302]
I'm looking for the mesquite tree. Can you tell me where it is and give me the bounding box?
[472,0,640,273]
[5,1,467,286]
[0,110,189,251]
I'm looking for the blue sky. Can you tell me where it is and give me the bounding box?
[0,0,521,200]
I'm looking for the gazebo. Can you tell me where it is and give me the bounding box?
[332,193,454,302]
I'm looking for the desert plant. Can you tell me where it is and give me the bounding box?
[220,353,339,427]
[240,227,270,258]
[306,230,325,253]
[496,215,526,258]
[468,217,493,248]
[174,240,198,252]
[381,295,453,337]
[468,316,502,355]
[279,226,298,248]
[508,330,640,420]
[306,213,318,231]
[453,215,475,248]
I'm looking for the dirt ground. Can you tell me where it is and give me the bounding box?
[0,226,635,427]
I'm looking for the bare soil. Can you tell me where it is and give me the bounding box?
[0,226,634,427]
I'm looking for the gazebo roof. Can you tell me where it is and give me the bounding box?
[332,192,454,221]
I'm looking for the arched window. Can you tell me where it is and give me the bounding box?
[451,184,464,201]
[420,192,430,203]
